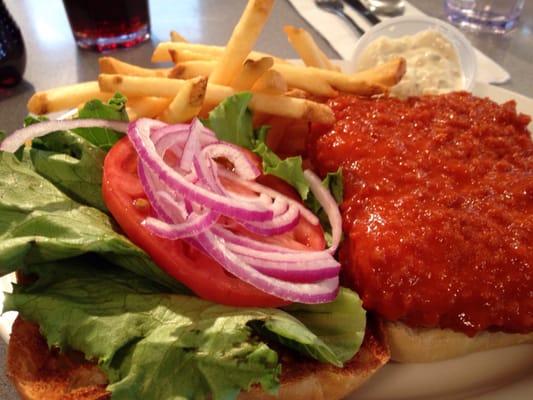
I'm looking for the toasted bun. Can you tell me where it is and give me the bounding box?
[7,317,109,400]
[384,321,533,363]
[7,316,389,400]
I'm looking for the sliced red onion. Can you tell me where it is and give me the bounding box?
[201,143,260,180]
[193,156,224,196]
[151,121,215,142]
[149,122,188,143]
[196,230,339,303]
[219,169,320,226]
[180,119,202,171]
[142,211,219,239]
[241,204,300,236]
[0,119,128,153]
[138,162,176,223]
[128,119,273,222]
[304,170,342,254]
[226,241,334,262]
[244,257,340,283]
[211,226,302,253]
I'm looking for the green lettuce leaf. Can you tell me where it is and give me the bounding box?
[253,141,310,200]
[204,93,311,199]
[22,94,128,211]
[281,287,364,363]
[0,151,185,292]
[203,92,255,149]
[29,129,108,211]
[73,92,128,150]
[4,260,365,400]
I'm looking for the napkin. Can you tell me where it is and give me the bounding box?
[287,0,510,84]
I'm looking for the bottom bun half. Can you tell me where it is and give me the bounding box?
[384,321,533,363]
[7,316,389,400]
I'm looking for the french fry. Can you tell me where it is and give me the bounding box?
[152,42,287,64]
[127,97,172,120]
[152,42,225,62]
[230,57,274,91]
[160,77,208,123]
[275,57,406,95]
[208,85,334,124]
[168,49,216,63]
[251,69,288,95]
[98,74,334,124]
[284,25,338,71]
[284,88,309,99]
[170,30,188,43]
[168,61,214,79]
[170,60,337,97]
[99,57,170,77]
[271,64,337,97]
[27,81,111,115]
[352,57,407,88]
[99,74,184,98]
[209,0,275,85]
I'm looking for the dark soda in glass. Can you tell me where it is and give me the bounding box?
[62,0,150,52]
[0,0,26,88]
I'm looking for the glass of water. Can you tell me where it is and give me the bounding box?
[445,0,525,33]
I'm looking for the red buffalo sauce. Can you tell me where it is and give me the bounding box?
[309,92,533,336]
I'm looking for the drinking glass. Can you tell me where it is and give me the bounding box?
[365,0,405,16]
[444,0,525,33]
[0,0,26,87]
[62,0,150,52]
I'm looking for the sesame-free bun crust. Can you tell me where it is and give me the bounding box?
[384,321,533,363]
[7,316,389,400]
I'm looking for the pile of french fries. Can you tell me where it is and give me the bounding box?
[27,0,406,126]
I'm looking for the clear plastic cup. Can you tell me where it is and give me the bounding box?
[445,0,525,34]
[350,15,477,92]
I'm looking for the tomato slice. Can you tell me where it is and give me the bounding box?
[102,137,325,307]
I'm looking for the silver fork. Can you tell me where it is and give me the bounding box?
[315,0,365,36]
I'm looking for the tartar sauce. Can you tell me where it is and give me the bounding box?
[357,30,463,98]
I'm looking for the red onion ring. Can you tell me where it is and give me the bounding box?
[128,119,274,222]
[304,170,342,254]
[0,119,128,153]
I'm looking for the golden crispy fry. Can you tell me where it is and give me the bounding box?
[99,74,183,97]
[27,82,111,115]
[275,57,406,95]
[352,57,407,88]
[209,85,334,124]
[168,49,216,64]
[272,64,337,97]
[170,60,337,97]
[251,69,288,95]
[98,74,333,123]
[152,42,224,62]
[170,30,188,43]
[152,42,287,64]
[159,77,208,123]
[284,88,309,99]
[99,57,170,77]
[231,57,274,91]
[283,25,338,71]
[209,0,275,85]
[126,97,172,120]
[168,61,214,79]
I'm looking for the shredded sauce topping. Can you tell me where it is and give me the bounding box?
[310,92,533,336]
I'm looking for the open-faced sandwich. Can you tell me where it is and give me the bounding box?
[0,0,531,399]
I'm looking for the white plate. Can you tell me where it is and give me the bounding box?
[1,82,532,399]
